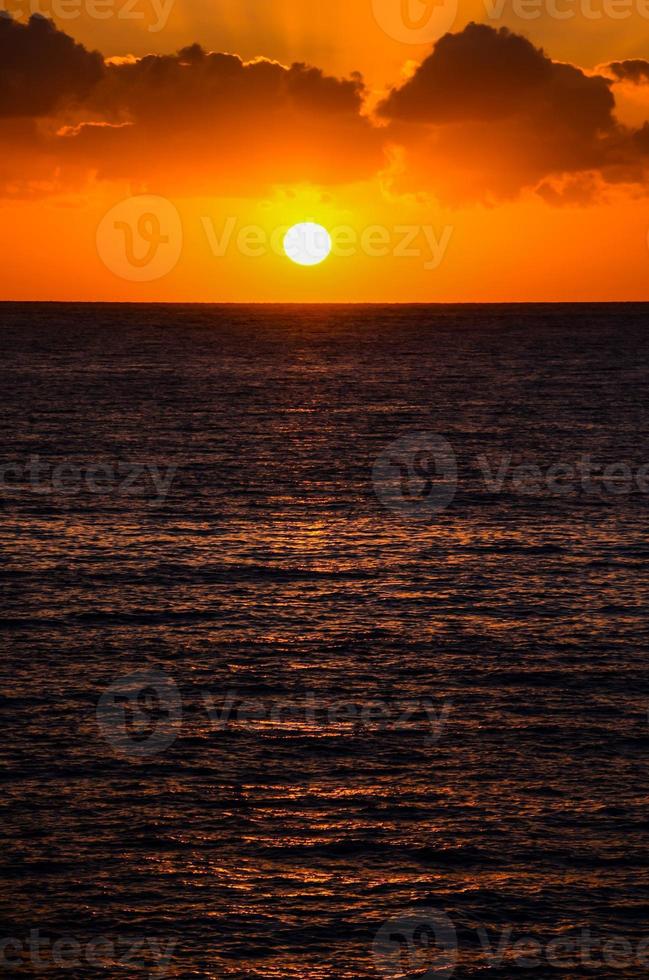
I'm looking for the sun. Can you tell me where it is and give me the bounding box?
[283,222,332,267]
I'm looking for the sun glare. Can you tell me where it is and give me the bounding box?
[283,222,332,267]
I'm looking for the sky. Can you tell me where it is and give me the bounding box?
[1,1,649,300]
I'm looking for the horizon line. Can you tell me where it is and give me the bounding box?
[2,300,649,307]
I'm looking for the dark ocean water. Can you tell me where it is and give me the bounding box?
[1,303,649,978]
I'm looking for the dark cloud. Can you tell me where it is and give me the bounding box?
[377,23,647,203]
[0,18,380,195]
[0,14,103,118]
[60,47,381,193]
[91,46,367,123]
[379,23,614,131]
[605,60,649,85]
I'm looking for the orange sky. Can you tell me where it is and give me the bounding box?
[1,3,649,300]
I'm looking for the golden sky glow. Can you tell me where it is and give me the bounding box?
[1,4,649,300]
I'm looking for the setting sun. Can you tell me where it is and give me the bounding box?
[283,223,332,267]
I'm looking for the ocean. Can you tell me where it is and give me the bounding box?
[1,303,649,978]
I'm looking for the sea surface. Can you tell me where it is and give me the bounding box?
[1,303,649,978]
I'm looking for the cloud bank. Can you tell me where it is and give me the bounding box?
[1,14,649,204]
